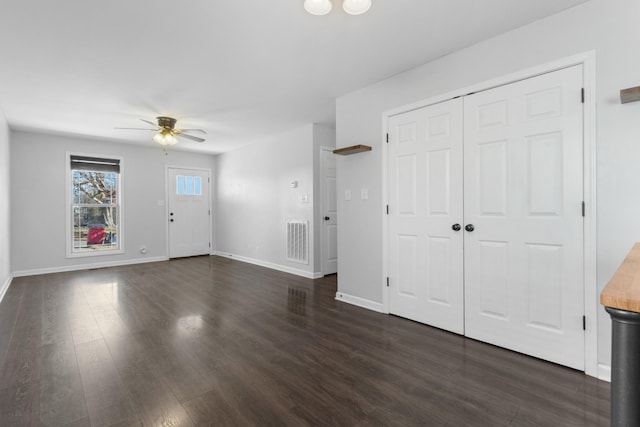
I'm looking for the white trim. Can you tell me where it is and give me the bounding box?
[382,51,598,377]
[0,273,13,303]
[381,113,390,314]
[65,151,125,258]
[581,52,598,379]
[213,251,323,279]
[12,256,167,278]
[598,364,611,383]
[165,165,213,259]
[335,291,385,313]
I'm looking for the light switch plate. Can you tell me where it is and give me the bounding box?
[345,189,352,201]
[361,188,368,200]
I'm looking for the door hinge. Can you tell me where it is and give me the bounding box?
[581,201,585,217]
[209,242,211,248]
[581,88,585,103]
[386,277,390,287]
[386,133,389,143]
[386,205,389,215]
[209,209,211,215]
[583,315,586,330]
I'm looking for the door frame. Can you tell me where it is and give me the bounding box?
[165,165,213,258]
[381,51,597,377]
[320,146,338,275]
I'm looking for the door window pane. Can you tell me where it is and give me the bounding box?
[176,175,203,196]
[194,177,202,195]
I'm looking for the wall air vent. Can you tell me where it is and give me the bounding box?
[286,220,309,264]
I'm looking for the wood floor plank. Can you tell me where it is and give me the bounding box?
[0,255,610,426]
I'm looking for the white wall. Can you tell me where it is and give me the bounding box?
[335,0,640,370]
[0,110,10,295]
[215,124,325,277]
[10,130,215,274]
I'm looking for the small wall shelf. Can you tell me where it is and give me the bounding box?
[333,145,372,155]
[620,86,640,104]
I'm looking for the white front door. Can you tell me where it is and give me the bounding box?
[167,167,211,258]
[387,98,465,334]
[463,65,585,370]
[321,148,338,275]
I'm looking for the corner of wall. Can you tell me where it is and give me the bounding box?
[0,109,10,298]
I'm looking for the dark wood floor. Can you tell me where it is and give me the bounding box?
[0,256,609,426]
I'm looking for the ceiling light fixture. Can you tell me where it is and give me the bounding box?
[153,129,177,146]
[342,0,371,15]
[304,0,371,15]
[304,0,332,15]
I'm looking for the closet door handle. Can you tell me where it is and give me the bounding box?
[465,224,475,232]
[451,223,461,231]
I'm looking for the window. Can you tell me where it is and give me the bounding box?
[68,155,122,256]
[176,175,202,195]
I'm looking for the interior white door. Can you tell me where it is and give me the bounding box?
[321,148,338,275]
[388,98,464,334]
[168,167,211,258]
[463,65,584,369]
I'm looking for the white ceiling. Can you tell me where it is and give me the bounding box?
[0,0,586,154]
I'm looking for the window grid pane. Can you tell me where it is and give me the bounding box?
[185,176,194,195]
[176,175,185,195]
[194,177,202,195]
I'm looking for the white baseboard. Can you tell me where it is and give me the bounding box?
[598,364,611,382]
[335,291,385,313]
[12,256,168,278]
[213,251,322,279]
[0,273,13,304]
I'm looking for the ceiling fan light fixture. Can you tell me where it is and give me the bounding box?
[304,0,332,15]
[342,0,371,15]
[153,130,177,146]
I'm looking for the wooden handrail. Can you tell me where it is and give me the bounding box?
[601,242,640,313]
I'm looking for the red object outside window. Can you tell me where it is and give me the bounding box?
[87,226,105,245]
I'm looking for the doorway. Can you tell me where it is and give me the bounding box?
[321,147,338,275]
[167,167,211,258]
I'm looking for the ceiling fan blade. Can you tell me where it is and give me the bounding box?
[140,118,157,127]
[176,133,205,143]
[179,128,207,134]
[115,127,156,131]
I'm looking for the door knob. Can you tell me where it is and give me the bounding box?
[170,219,174,222]
[451,223,461,231]
[324,216,330,221]
[170,212,174,216]
[465,224,475,232]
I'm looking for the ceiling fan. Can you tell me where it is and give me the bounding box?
[116,116,206,146]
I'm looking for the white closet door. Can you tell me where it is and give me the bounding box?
[463,65,584,369]
[388,98,464,334]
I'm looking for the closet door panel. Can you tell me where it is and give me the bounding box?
[463,65,585,370]
[388,99,464,334]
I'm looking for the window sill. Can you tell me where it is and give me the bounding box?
[66,248,124,259]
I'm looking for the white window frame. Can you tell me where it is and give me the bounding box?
[66,152,124,258]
